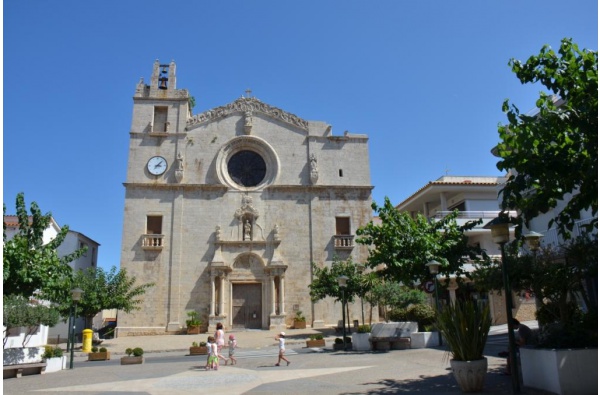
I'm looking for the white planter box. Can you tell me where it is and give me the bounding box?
[410,332,442,348]
[44,356,67,373]
[520,347,598,395]
[351,333,371,351]
[3,347,44,365]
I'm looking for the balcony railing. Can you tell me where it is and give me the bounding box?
[430,210,518,221]
[539,217,597,248]
[334,235,354,249]
[142,234,164,250]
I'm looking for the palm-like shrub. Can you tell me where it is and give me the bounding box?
[436,300,491,361]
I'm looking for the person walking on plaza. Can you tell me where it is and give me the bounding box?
[275,332,290,366]
[214,322,228,365]
[226,334,237,365]
[205,336,219,370]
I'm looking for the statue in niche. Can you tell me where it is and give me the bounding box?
[244,110,253,134]
[273,224,280,241]
[309,153,319,184]
[215,225,221,241]
[175,152,184,183]
[177,152,184,170]
[244,220,252,240]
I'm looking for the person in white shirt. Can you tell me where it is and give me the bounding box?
[275,332,290,366]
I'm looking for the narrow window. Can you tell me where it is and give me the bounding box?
[153,106,168,132]
[339,169,344,177]
[147,215,163,234]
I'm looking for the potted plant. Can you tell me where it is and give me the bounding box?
[120,347,144,365]
[352,324,372,351]
[42,346,66,373]
[186,311,202,334]
[189,341,208,356]
[88,346,111,361]
[306,333,325,348]
[293,311,307,329]
[436,300,491,393]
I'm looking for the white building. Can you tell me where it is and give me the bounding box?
[394,175,533,324]
[3,215,100,344]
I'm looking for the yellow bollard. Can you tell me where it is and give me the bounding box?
[82,329,93,353]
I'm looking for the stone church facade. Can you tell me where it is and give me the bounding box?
[117,60,373,335]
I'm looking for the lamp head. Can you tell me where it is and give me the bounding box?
[483,215,511,244]
[426,260,441,275]
[523,231,543,251]
[337,275,349,288]
[71,287,84,302]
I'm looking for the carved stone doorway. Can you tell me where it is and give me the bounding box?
[232,283,262,329]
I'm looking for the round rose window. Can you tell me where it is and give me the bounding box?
[227,150,267,187]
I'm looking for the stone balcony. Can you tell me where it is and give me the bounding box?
[142,234,164,250]
[333,235,354,249]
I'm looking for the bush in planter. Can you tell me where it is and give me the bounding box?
[91,346,99,353]
[42,346,63,359]
[334,337,343,344]
[192,342,198,347]
[132,347,144,357]
[295,311,306,322]
[436,300,491,393]
[99,347,107,353]
[357,324,371,333]
[389,303,435,332]
[309,334,323,341]
[186,311,202,333]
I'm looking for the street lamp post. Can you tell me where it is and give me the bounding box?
[484,216,519,394]
[337,275,349,351]
[524,231,543,325]
[426,260,442,346]
[69,287,84,370]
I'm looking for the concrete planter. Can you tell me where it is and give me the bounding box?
[3,347,44,365]
[410,332,442,348]
[189,346,208,355]
[44,356,67,372]
[520,347,597,395]
[88,352,111,361]
[351,333,371,351]
[294,320,307,329]
[186,325,201,335]
[306,339,325,348]
[450,358,487,393]
[120,356,144,365]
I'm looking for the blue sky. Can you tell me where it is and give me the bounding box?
[3,1,597,272]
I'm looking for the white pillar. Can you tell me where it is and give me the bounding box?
[271,275,276,315]
[210,275,215,316]
[219,275,225,318]
[448,281,458,305]
[440,192,448,211]
[280,275,286,314]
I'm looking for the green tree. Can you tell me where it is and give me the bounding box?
[472,235,597,348]
[309,256,362,304]
[355,197,482,286]
[3,193,84,301]
[3,295,60,347]
[58,266,154,328]
[496,38,598,237]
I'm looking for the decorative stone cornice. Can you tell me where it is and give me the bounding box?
[186,97,309,131]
